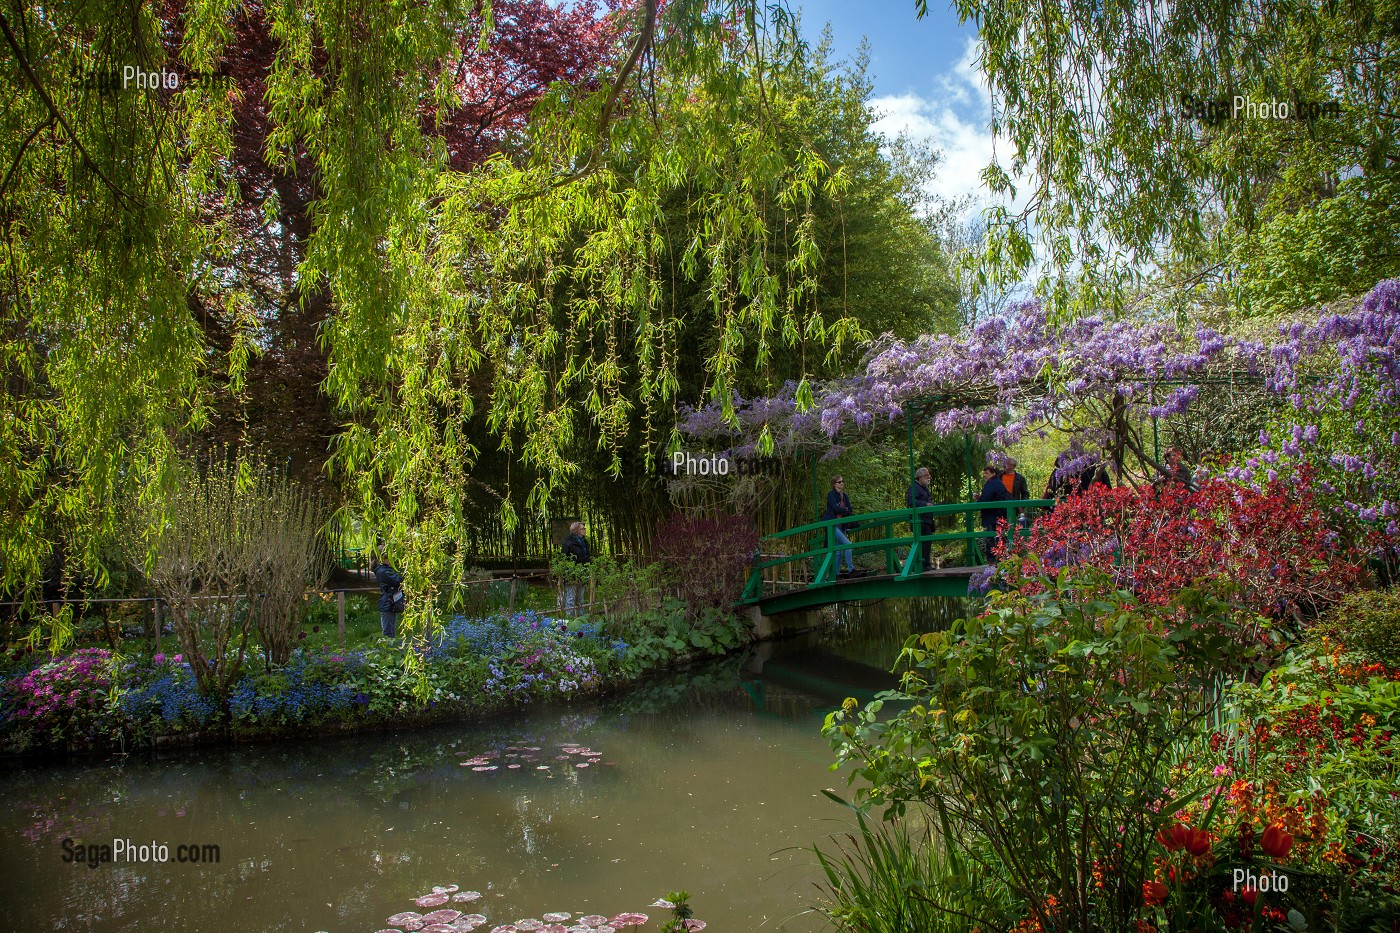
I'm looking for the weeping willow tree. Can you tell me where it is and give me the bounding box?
[2,0,870,643]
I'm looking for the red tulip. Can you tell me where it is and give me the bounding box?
[1157,823,1191,851]
[1260,823,1294,860]
[1241,885,1259,907]
[1143,880,1169,906]
[1185,827,1213,857]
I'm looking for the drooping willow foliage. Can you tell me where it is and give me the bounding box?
[1,0,866,637]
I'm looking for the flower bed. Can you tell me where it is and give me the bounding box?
[0,606,748,755]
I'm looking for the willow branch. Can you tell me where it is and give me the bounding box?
[0,10,142,208]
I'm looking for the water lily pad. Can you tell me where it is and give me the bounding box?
[575,762,589,768]
[422,925,457,933]
[417,894,451,908]
[452,892,483,903]
[648,900,674,909]
[680,921,706,931]
[542,913,571,923]
[424,909,462,923]
[609,914,648,927]
[472,766,498,772]
[540,926,568,933]
[389,912,425,926]
[514,920,544,931]
[489,926,518,933]
[579,917,609,928]
[433,885,461,894]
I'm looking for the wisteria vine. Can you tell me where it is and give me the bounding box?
[679,278,1400,542]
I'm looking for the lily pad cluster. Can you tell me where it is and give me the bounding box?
[376,887,706,933]
[457,743,611,775]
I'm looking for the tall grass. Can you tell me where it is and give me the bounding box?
[811,797,1014,933]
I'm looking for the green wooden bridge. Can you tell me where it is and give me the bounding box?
[740,498,1053,615]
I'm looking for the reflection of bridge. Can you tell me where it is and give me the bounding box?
[740,499,1052,616]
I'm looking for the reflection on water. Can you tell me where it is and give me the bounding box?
[0,597,971,933]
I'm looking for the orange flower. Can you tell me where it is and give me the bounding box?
[1142,880,1169,906]
[1261,823,1294,860]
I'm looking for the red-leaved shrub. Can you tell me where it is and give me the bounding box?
[653,513,759,617]
[1010,472,1367,623]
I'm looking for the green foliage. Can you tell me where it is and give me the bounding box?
[949,0,1399,315]
[606,602,747,678]
[824,569,1228,930]
[1319,589,1400,670]
[811,800,1015,933]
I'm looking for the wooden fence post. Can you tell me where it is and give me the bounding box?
[508,577,517,613]
[152,599,162,652]
[337,591,346,645]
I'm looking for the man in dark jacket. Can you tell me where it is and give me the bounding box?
[371,553,405,638]
[561,521,590,614]
[977,465,1013,564]
[907,466,935,571]
[822,476,856,576]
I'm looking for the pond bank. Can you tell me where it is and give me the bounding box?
[0,606,754,761]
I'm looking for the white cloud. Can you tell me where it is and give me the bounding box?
[867,38,1029,220]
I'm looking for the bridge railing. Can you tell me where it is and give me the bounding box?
[741,499,1055,603]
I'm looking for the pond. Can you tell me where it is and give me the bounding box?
[0,598,964,933]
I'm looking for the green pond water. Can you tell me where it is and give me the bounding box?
[0,598,964,933]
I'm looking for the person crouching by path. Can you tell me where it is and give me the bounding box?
[907,466,935,572]
[561,521,591,615]
[977,465,1013,564]
[823,475,856,576]
[371,553,405,638]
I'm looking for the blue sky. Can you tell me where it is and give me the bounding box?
[791,0,1007,215]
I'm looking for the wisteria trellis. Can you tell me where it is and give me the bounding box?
[679,278,1400,537]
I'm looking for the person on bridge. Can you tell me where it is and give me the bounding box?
[823,475,856,576]
[561,521,591,615]
[978,465,1013,564]
[999,455,1031,530]
[907,466,935,572]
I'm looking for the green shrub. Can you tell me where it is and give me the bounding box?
[1322,589,1400,669]
[824,566,1228,931]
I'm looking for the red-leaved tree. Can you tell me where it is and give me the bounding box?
[653,513,759,617]
[1009,472,1367,627]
